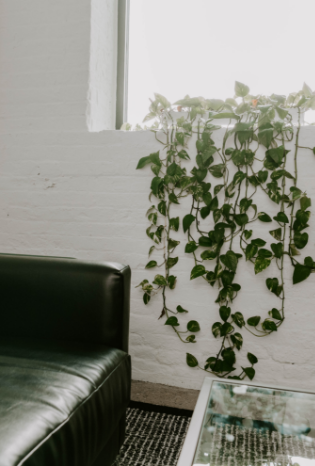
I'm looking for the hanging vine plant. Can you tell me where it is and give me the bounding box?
[135,82,315,381]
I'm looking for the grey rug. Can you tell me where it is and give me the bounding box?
[114,405,192,466]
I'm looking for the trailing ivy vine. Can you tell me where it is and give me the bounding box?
[135,82,315,381]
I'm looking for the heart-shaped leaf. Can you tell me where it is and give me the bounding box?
[146,261,157,269]
[258,212,272,222]
[247,353,258,365]
[183,214,195,233]
[186,353,198,367]
[187,320,200,332]
[165,316,179,327]
[242,367,255,380]
[294,232,309,249]
[255,257,271,274]
[190,265,206,280]
[185,241,198,254]
[231,333,243,350]
[219,306,231,322]
[293,264,311,284]
[220,250,238,272]
[212,322,222,338]
[177,305,188,313]
[247,316,261,327]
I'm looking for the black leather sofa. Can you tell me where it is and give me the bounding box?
[0,254,131,466]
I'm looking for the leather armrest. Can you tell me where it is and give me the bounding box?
[0,255,131,353]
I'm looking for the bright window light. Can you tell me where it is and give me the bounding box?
[127,0,315,126]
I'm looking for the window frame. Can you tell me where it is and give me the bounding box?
[116,0,130,130]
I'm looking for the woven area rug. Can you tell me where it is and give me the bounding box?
[114,402,192,466]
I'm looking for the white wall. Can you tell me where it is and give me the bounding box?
[1,0,315,391]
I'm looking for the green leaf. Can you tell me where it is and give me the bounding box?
[191,167,207,182]
[168,275,177,289]
[202,192,212,206]
[271,242,283,258]
[187,320,200,332]
[251,238,266,247]
[186,353,198,367]
[158,200,166,216]
[183,214,195,233]
[293,264,311,284]
[258,170,268,183]
[186,335,196,343]
[209,196,219,211]
[211,112,239,120]
[290,244,301,256]
[269,228,282,241]
[185,241,198,253]
[271,169,294,181]
[220,322,234,336]
[235,81,250,97]
[258,123,274,148]
[145,261,157,269]
[219,306,231,322]
[152,275,167,286]
[262,320,278,332]
[212,322,222,338]
[168,239,180,251]
[220,250,238,272]
[247,316,261,327]
[201,250,217,260]
[177,305,188,313]
[169,193,179,204]
[242,367,255,380]
[213,209,221,223]
[290,186,303,200]
[177,149,190,160]
[154,93,171,109]
[258,248,273,258]
[231,332,243,350]
[200,205,211,219]
[151,177,162,196]
[246,244,258,261]
[255,257,271,274]
[247,353,258,365]
[234,213,248,226]
[165,316,179,327]
[244,230,253,240]
[148,245,155,257]
[199,236,212,247]
[176,132,185,146]
[269,308,283,320]
[143,293,151,305]
[166,257,178,269]
[258,212,272,222]
[240,198,252,213]
[136,156,151,169]
[300,196,311,211]
[305,256,314,267]
[222,349,236,366]
[214,184,224,195]
[232,312,245,328]
[209,164,225,178]
[294,232,309,249]
[273,212,289,223]
[190,265,206,280]
[170,217,179,232]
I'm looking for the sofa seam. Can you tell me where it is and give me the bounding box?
[17,353,131,466]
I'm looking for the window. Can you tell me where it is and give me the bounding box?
[121,0,315,127]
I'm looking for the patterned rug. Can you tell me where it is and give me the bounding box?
[114,403,192,466]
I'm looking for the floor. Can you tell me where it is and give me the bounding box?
[131,380,200,411]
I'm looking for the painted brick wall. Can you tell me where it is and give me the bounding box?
[1,0,315,390]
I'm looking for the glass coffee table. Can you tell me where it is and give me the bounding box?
[177,377,315,466]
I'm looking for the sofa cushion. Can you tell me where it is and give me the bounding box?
[0,338,131,466]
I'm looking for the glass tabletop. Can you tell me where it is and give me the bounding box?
[193,381,315,466]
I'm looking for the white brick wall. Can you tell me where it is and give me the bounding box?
[1,0,315,390]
